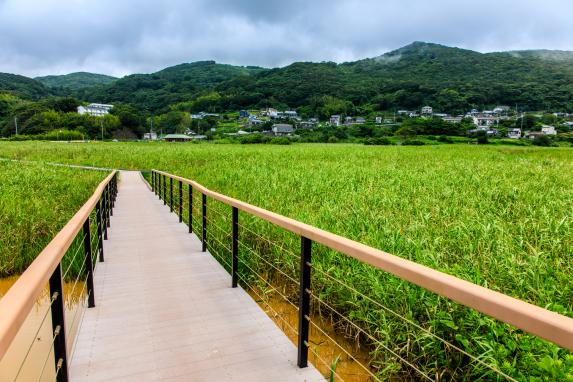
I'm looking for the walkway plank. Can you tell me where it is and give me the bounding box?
[70,171,324,381]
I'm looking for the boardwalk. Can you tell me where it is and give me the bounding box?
[69,171,323,382]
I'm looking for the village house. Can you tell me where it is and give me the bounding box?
[239,110,249,118]
[472,114,499,127]
[421,106,433,115]
[299,121,317,129]
[442,116,462,123]
[143,132,158,140]
[271,124,294,136]
[375,116,382,124]
[77,103,113,117]
[261,108,278,118]
[525,131,545,140]
[163,134,194,142]
[541,125,557,135]
[330,115,341,126]
[507,128,521,139]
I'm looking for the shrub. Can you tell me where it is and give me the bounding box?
[437,135,454,143]
[327,136,339,143]
[269,137,291,145]
[364,137,391,145]
[402,139,425,146]
[239,134,271,144]
[532,135,553,147]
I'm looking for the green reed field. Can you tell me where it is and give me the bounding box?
[1,141,572,380]
[0,159,105,277]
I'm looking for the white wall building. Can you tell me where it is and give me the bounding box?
[541,125,557,135]
[507,128,521,139]
[421,106,433,115]
[77,103,113,117]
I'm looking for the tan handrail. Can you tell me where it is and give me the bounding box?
[154,169,573,351]
[0,170,117,360]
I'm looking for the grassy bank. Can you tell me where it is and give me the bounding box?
[1,141,572,379]
[0,159,105,277]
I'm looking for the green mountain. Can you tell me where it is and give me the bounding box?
[74,61,265,113]
[0,73,50,99]
[71,42,573,114]
[35,72,117,90]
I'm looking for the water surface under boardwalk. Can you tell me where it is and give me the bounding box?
[70,171,324,382]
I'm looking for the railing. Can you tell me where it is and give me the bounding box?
[0,171,118,382]
[151,169,573,381]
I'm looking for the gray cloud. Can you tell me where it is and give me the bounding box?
[0,0,572,77]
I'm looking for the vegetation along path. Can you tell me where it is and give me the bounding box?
[70,171,324,381]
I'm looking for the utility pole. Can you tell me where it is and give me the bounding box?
[14,117,18,135]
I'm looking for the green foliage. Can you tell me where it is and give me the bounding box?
[2,142,572,379]
[0,73,50,99]
[364,137,391,145]
[532,135,553,147]
[35,72,117,91]
[0,160,104,276]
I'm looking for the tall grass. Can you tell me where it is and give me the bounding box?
[0,160,105,277]
[1,141,572,379]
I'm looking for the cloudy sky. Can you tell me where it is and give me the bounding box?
[1,0,572,78]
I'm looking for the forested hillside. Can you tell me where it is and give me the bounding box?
[35,72,117,90]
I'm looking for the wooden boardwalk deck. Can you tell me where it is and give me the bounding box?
[69,171,324,382]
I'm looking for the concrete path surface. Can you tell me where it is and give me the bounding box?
[69,171,324,382]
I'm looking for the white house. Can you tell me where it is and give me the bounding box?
[541,125,557,135]
[472,115,499,127]
[375,116,382,124]
[442,116,462,123]
[143,132,158,140]
[421,106,433,115]
[77,103,113,117]
[329,115,341,126]
[507,128,521,139]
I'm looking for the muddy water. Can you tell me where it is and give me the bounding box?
[0,276,87,382]
[246,287,376,381]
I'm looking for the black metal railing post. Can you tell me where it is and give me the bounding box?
[106,184,111,226]
[178,180,183,222]
[49,264,69,382]
[297,237,312,368]
[188,185,193,233]
[202,193,207,252]
[163,175,166,205]
[152,171,155,193]
[111,174,116,208]
[96,199,104,262]
[109,181,114,217]
[103,187,109,240]
[232,207,238,288]
[170,177,173,213]
[83,219,95,308]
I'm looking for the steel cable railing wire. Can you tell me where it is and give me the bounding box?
[236,255,299,311]
[207,240,233,270]
[236,272,299,337]
[65,260,87,307]
[237,222,299,260]
[12,292,57,382]
[206,230,232,254]
[204,216,231,239]
[66,280,88,350]
[304,340,347,382]
[36,324,61,382]
[305,293,433,381]
[308,263,517,381]
[305,314,384,382]
[237,239,299,286]
[61,232,88,281]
